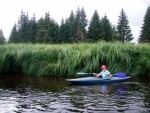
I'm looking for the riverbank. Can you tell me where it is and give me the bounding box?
[0,42,149,76]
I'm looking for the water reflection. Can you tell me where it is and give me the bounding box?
[100,84,126,96]
[68,83,127,96]
[99,85,113,94]
[0,75,149,113]
[0,75,67,92]
[65,82,150,113]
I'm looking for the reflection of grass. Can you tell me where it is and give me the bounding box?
[0,75,67,92]
[0,42,150,76]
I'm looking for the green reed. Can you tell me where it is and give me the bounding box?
[0,42,149,76]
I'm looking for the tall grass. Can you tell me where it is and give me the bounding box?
[0,42,150,76]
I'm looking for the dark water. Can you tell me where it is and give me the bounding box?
[0,75,150,113]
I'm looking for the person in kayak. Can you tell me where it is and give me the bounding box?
[93,65,113,79]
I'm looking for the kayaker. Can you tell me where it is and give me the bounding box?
[93,65,113,79]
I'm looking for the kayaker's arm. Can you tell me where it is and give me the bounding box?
[93,73,102,78]
[108,74,113,78]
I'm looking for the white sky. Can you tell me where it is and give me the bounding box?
[0,0,149,43]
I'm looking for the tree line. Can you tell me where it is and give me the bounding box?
[0,6,150,44]
[8,7,133,44]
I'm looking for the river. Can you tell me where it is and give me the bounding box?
[0,75,149,113]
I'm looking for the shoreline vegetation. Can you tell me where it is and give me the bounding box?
[0,42,150,77]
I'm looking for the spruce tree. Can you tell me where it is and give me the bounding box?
[28,14,37,43]
[36,29,50,43]
[36,17,52,43]
[67,11,76,42]
[59,11,76,43]
[17,10,30,42]
[0,29,5,44]
[10,11,37,43]
[60,19,73,43]
[43,12,53,43]
[80,7,88,35]
[75,7,88,42]
[9,24,19,43]
[117,9,133,43]
[101,14,113,41]
[87,10,102,41]
[59,19,67,43]
[112,25,118,42]
[36,12,59,43]
[50,20,59,43]
[139,6,150,43]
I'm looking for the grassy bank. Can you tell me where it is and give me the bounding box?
[0,42,150,76]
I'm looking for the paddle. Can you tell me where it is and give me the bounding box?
[113,72,126,78]
[76,72,126,78]
[76,72,93,75]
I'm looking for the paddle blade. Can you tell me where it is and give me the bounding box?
[113,72,126,78]
[76,72,92,75]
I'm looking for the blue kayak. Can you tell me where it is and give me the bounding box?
[66,77,131,84]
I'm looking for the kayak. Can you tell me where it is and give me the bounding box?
[66,77,131,84]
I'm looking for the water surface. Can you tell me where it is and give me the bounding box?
[0,75,149,113]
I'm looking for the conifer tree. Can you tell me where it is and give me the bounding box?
[59,20,70,43]
[59,19,66,43]
[17,10,30,42]
[75,7,88,42]
[112,25,118,41]
[0,29,5,44]
[9,24,19,43]
[117,9,133,43]
[67,11,76,42]
[28,14,37,43]
[36,12,59,43]
[59,11,76,43]
[50,20,59,43]
[101,14,113,41]
[36,29,50,43]
[80,7,88,34]
[36,17,52,43]
[139,6,150,43]
[87,10,102,41]
[9,11,37,43]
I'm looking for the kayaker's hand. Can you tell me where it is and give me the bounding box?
[109,74,113,78]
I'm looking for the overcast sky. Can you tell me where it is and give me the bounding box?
[0,0,149,42]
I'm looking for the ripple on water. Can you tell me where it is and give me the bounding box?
[0,76,150,113]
